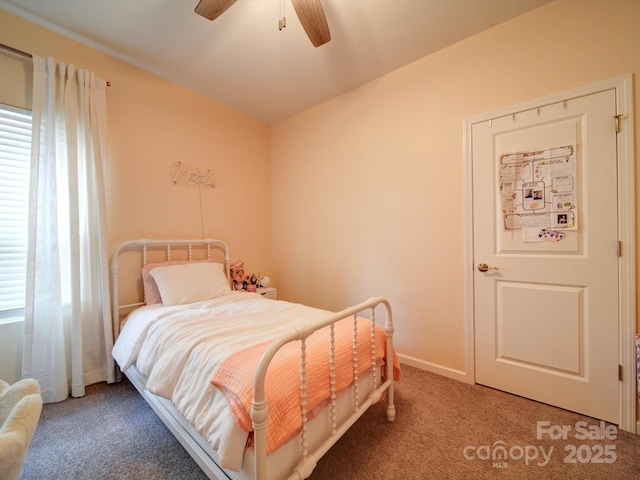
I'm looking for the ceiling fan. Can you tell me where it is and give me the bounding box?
[195,0,331,47]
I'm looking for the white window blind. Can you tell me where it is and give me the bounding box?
[0,103,31,323]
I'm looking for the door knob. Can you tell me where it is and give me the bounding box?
[477,263,499,272]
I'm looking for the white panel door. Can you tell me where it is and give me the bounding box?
[472,89,619,423]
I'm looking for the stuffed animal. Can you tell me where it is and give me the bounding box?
[230,262,248,291]
[230,263,266,292]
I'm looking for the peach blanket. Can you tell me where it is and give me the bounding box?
[211,316,401,455]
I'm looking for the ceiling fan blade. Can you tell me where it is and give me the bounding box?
[195,0,237,21]
[291,0,331,47]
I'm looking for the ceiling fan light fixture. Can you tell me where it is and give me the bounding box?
[195,0,330,47]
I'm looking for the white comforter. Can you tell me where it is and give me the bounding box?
[112,292,331,471]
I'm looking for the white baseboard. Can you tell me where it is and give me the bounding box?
[397,353,472,384]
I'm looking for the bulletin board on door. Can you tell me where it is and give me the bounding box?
[499,145,577,241]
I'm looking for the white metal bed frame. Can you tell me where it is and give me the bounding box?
[111,238,396,480]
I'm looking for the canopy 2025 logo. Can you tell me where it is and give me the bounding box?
[463,420,617,468]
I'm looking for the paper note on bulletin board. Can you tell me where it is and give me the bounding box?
[499,145,577,231]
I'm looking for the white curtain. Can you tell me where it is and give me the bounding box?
[23,55,114,403]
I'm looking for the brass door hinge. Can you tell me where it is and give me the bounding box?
[615,114,623,133]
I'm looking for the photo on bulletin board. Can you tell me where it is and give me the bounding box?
[522,181,545,211]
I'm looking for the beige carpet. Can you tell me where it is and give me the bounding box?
[19,364,640,479]
[310,365,640,479]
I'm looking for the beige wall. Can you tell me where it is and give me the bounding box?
[271,0,640,377]
[1,1,638,387]
[0,10,272,382]
[0,9,272,301]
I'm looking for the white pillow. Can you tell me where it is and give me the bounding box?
[149,262,231,306]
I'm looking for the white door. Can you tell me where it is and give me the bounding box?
[472,89,619,423]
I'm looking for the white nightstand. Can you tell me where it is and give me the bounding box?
[256,287,277,300]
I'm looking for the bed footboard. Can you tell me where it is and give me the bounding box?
[251,297,395,480]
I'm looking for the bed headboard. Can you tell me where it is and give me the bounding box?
[110,239,231,339]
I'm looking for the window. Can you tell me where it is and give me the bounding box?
[0,103,31,324]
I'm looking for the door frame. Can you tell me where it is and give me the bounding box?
[462,74,636,433]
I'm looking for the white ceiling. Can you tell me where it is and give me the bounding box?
[1,0,550,124]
